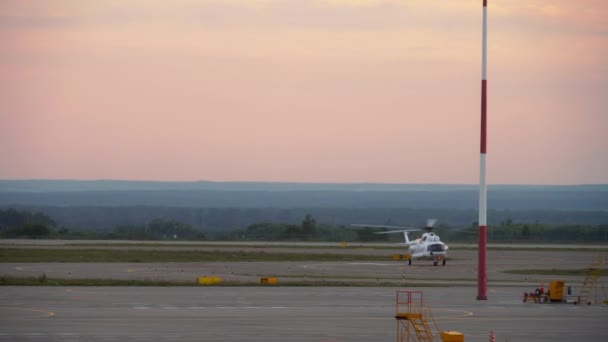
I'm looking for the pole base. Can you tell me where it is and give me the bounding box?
[476,296,488,300]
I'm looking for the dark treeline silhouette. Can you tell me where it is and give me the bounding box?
[3,181,606,241]
[0,209,204,240]
[3,206,607,230]
[1,208,607,242]
[0,208,56,238]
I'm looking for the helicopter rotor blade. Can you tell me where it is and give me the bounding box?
[372,229,421,235]
[351,224,416,230]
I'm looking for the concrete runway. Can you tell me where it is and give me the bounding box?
[1,286,607,342]
[0,249,602,286]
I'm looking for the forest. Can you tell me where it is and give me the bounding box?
[2,181,606,242]
[1,208,607,243]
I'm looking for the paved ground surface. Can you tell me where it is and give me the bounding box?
[1,286,607,342]
[1,248,604,286]
[1,240,607,341]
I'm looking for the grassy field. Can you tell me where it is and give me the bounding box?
[37,242,608,252]
[0,275,443,287]
[0,248,391,263]
[0,275,194,286]
[504,269,608,276]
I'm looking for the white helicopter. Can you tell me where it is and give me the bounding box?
[352,219,449,266]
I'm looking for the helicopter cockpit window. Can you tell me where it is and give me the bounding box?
[427,244,445,252]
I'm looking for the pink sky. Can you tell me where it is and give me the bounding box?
[1,0,607,184]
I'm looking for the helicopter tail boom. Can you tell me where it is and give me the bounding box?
[373,229,420,244]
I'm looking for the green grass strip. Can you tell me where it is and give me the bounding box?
[457,247,608,252]
[0,275,194,286]
[504,268,608,276]
[62,243,608,252]
[0,275,441,287]
[0,248,391,263]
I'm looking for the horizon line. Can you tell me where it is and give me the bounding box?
[1,179,607,187]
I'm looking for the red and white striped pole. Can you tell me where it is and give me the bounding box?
[477,0,488,301]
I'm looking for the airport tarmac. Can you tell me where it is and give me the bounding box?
[1,241,607,341]
[0,248,602,286]
[1,286,607,342]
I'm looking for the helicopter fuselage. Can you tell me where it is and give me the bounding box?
[407,232,448,266]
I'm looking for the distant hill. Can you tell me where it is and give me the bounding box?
[1,180,607,193]
[0,180,607,210]
[1,180,607,230]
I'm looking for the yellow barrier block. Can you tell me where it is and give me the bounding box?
[341,242,348,248]
[441,331,464,342]
[392,254,411,260]
[197,276,222,285]
[549,280,565,302]
[260,277,278,285]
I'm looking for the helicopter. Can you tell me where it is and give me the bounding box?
[352,219,448,266]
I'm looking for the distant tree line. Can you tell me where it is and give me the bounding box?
[225,214,390,242]
[6,206,608,231]
[0,209,205,240]
[0,208,57,238]
[106,219,206,240]
[1,208,607,242]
